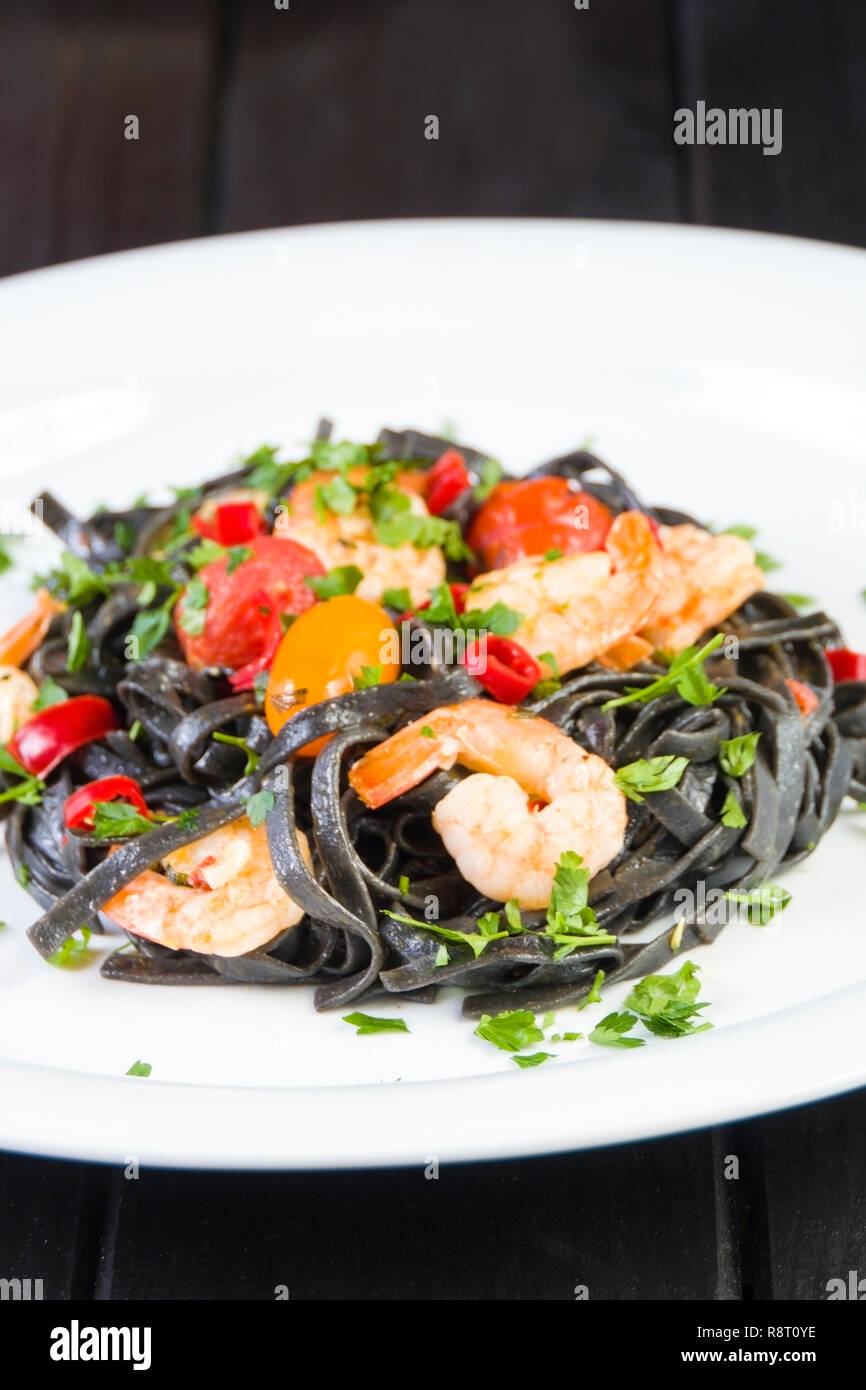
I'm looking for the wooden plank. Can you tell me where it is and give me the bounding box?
[96,1131,737,1299]
[0,0,218,278]
[673,0,866,246]
[749,1089,866,1300]
[219,0,679,232]
[0,1153,106,1299]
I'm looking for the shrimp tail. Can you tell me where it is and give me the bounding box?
[0,588,64,668]
[349,717,457,809]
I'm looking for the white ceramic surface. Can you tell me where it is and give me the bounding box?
[0,219,864,1168]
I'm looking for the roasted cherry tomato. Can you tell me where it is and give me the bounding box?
[462,635,541,704]
[64,776,149,831]
[826,648,866,683]
[265,595,400,754]
[467,478,612,571]
[8,695,119,777]
[174,536,325,673]
[426,450,473,515]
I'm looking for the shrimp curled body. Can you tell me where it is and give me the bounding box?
[463,510,664,677]
[349,699,627,909]
[102,817,310,956]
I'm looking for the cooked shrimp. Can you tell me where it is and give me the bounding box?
[102,817,310,956]
[0,666,38,743]
[463,510,664,677]
[640,523,765,653]
[275,467,444,607]
[0,588,64,668]
[349,699,626,909]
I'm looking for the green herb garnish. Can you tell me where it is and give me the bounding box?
[720,790,748,828]
[352,665,382,690]
[602,634,726,711]
[718,731,760,777]
[48,926,92,969]
[126,1060,152,1077]
[725,882,791,925]
[588,1012,645,1049]
[31,676,69,711]
[245,789,275,828]
[474,1010,545,1053]
[342,1012,409,1035]
[90,801,154,839]
[65,610,90,672]
[624,959,712,1038]
[307,564,363,600]
[213,732,260,775]
[614,754,689,804]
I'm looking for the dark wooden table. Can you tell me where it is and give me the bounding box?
[1,0,864,1301]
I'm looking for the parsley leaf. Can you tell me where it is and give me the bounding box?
[187,539,225,570]
[213,731,260,775]
[342,1012,409,1035]
[0,748,45,807]
[578,968,605,1010]
[588,1011,645,1048]
[718,731,761,777]
[755,550,781,574]
[544,851,616,956]
[226,545,252,576]
[245,789,275,828]
[65,610,90,672]
[602,634,726,711]
[128,606,171,660]
[475,1010,545,1053]
[725,882,791,925]
[473,456,503,501]
[306,564,363,599]
[316,474,358,517]
[31,676,69,711]
[90,801,154,839]
[721,523,758,541]
[780,593,815,611]
[381,909,508,959]
[614,754,689,804]
[532,650,562,699]
[624,959,712,1038]
[48,926,92,969]
[513,1052,555,1068]
[383,586,412,611]
[720,789,748,828]
[177,575,209,636]
[126,1060,152,1077]
[352,665,382,690]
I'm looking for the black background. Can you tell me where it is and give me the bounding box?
[1,0,865,1301]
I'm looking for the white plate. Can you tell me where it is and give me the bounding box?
[0,220,865,1169]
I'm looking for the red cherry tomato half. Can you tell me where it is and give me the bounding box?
[467,478,612,571]
[826,648,866,683]
[426,450,473,516]
[462,635,541,704]
[64,776,149,831]
[8,695,119,777]
[174,535,325,672]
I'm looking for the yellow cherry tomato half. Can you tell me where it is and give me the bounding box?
[264,594,400,753]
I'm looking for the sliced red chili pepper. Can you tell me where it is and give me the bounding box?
[8,695,119,778]
[826,648,866,683]
[213,502,266,546]
[191,502,265,546]
[462,635,542,704]
[426,449,473,516]
[785,678,820,718]
[63,776,149,831]
[228,592,285,691]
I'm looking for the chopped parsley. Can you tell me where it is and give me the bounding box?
[474,1010,545,1053]
[213,731,260,775]
[543,549,564,562]
[513,1052,555,1068]
[113,521,135,554]
[755,551,781,574]
[420,725,435,738]
[0,748,45,808]
[473,456,503,501]
[342,1012,409,1035]
[725,882,791,925]
[614,754,689,804]
[624,959,712,1038]
[720,790,748,828]
[544,851,616,957]
[128,606,171,660]
[427,582,522,636]
[780,593,815,611]
[602,633,726,711]
[588,1012,645,1049]
[31,676,69,711]
[397,874,410,895]
[531,651,561,699]
[177,575,210,636]
[382,908,508,961]
[718,731,760,777]
[226,545,252,575]
[48,926,92,969]
[578,968,605,1010]
[65,610,90,672]
[186,539,225,569]
[245,788,275,828]
[352,665,382,690]
[16,863,31,887]
[307,564,363,599]
[383,586,412,611]
[90,801,155,839]
[126,1060,152,1077]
